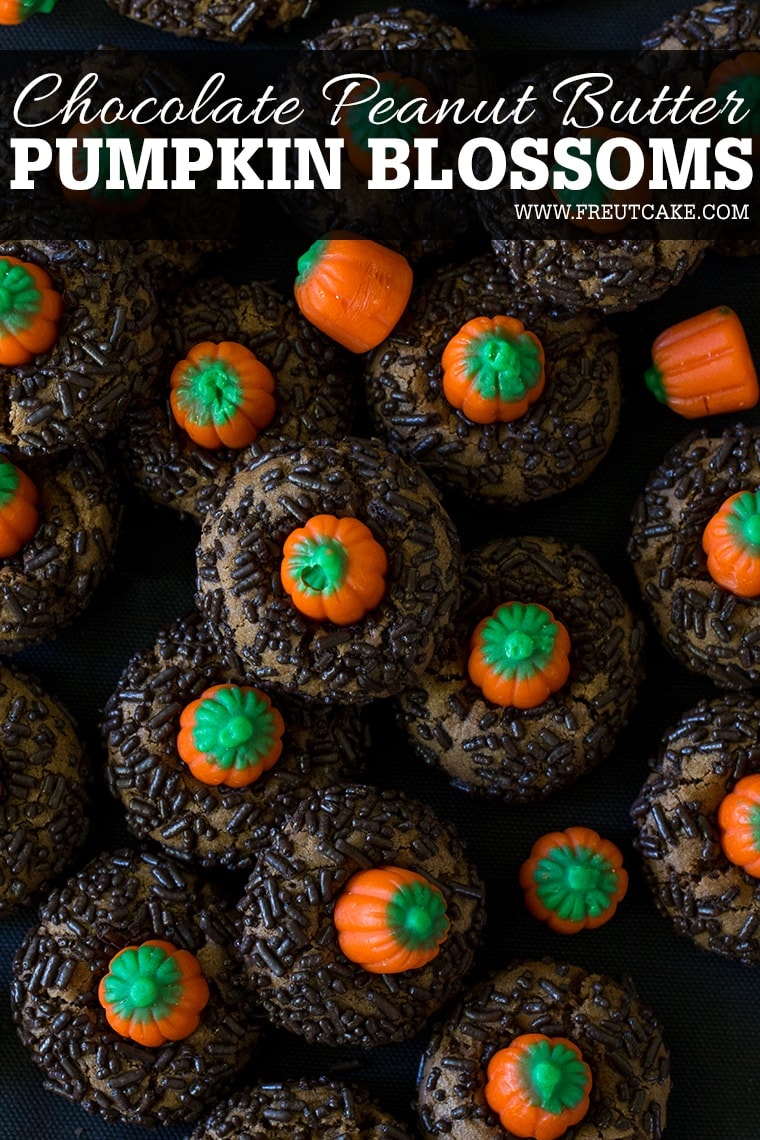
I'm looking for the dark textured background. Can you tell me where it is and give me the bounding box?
[1,2,759,1139]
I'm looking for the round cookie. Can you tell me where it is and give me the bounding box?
[417,959,670,1140]
[640,1,760,259]
[272,10,477,251]
[103,0,311,41]
[118,279,353,519]
[195,436,462,704]
[629,423,760,688]
[366,256,621,504]
[0,666,89,914]
[12,848,262,1128]
[631,693,760,965]
[189,1078,414,1139]
[102,611,367,871]
[236,783,486,1048]
[475,60,709,315]
[0,448,119,653]
[0,240,162,457]
[397,537,644,800]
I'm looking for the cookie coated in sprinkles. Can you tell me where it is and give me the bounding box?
[631,693,760,964]
[188,1077,414,1138]
[0,240,162,457]
[118,278,352,519]
[102,610,367,870]
[11,848,262,1128]
[236,783,486,1048]
[398,537,644,800]
[366,256,620,505]
[417,959,671,1140]
[196,436,462,703]
[629,423,760,688]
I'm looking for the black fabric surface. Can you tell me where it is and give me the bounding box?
[1,3,759,1139]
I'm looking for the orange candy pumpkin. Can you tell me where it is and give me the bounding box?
[98,939,209,1048]
[336,71,438,177]
[645,306,758,419]
[280,514,388,625]
[170,341,276,449]
[293,235,413,354]
[0,255,63,365]
[177,683,285,788]
[551,125,652,235]
[333,865,449,974]
[441,316,545,424]
[0,456,39,558]
[520,827,628,934]
[0,0,56,23]
[718,774,760,878]
[485,1034,592,1140]
[468,602,571,710]
[60,118,153,215]
[702,490,760,597]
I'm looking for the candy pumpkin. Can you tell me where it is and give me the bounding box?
[0,0,56,23]
[702,490,760,597]
[441,315,545,424]
[337,71,438,177]
[0,255,62,365]
[280,514,388,625]
[333,865,449,973]
[551,125,651,235]
[98,939,209,1047]
[645,306,758,418]
[293,235,413,354]
[0,455,39,558]
[60,118,152,215]
[170,341,276,449]
[177,684,284,787]
[468,602,571,709]
[706,53,760,161]
[519,827,628,934]
[485,1033,592,1140]
[718,774,760,878]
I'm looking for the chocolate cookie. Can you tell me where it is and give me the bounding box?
[196,436,462,703]
[397,537,644,800]
[476,60,709,315]
[0,448,119,653]
[365,256,621,504]
[118,279,353,519]
[271,10,477,252]
[103,0,311,41]
[417,959,671,1140]
[236,783,486,1048]
[0,666,89,914]
[12,848,262,1127]
[102,611,366,870]
[0,241,162,457]
[631,694,760,965]
[640,1,760,258]
[189,1078,414,1139]
[629,423,760,688]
